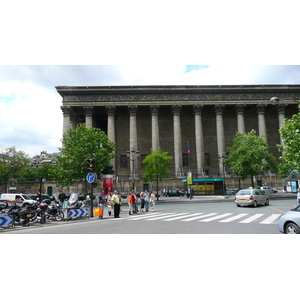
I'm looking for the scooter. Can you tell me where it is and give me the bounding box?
[42,197,64,221]
[6,202,37,227]
[67,193,85,209]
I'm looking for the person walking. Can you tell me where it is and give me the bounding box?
[144,190,150,212]
[127,192,133,215]
[297,188,300,205]
[98,190,106,218]
[140,191,145,212]
[112,190,121,218]
[132,191,138,214]
[107,192,114,216]
[150,191,156,211]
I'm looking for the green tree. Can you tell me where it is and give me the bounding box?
[226,130,278,187]
[52,123,115,187]
[142,148,173,200]
[278,105,300,175]
[0,146,31,182]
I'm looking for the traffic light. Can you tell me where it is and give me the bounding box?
[87,158,95,172]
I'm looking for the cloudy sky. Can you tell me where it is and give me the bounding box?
[1,1,299,157]
[1,65,299,157]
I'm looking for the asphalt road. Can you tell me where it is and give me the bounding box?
[2,192,297,234]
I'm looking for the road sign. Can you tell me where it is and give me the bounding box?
[86,173,96,183]
[69,208,89,218]
[0,216,13,226]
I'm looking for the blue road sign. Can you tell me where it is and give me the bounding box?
[0,216,13,226]
[86,173,96,183]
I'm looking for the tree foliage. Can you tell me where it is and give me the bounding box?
[142,148,173,183]
[226,130,278,186]
[52,123,115,187]
[278,106,300,175]
[0,146,31,182]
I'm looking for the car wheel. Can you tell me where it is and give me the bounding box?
[236,204,241,207]
[265,199,269,205]
[253,200,257,207]
[285,222,300,234]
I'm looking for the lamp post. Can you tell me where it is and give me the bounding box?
[218,153,228,196]
[127,148,140,191]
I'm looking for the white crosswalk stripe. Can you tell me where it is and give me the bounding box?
[122,211,280,225]
[239,214,264,223]
[219,213,249,223]
[259,214,281,224]
[199,213,233,222]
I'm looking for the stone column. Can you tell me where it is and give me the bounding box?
[106,106,116,170]
[257,104,267,140]
[61,106,72,135]
[277,103,287,147]
[172,105,182,177]
[150,105,160,150]
[236,104,246,133]
[84,106,93,128]
[215,105,225,175]
[128,105,138,177]
[193,105,204,177]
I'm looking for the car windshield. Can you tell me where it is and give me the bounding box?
[237,190,251,195]
[22,195,32,200]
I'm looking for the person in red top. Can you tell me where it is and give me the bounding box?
[127,192,133,215]
[132,191,138,214]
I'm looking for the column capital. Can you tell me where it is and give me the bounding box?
[236,104,246,115]
[150,105,160,115]
[215,104,225,115]
[83,106,94,116]
[193,104,203,114]
[277,103,287,114]
[128,105,138,116]
[61,106,72,116]
[172,105,182,115]
[106,105,116,116]
[256,104,267,114]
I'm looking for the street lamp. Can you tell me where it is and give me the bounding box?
[218,153,228,196]
[127,148,140,191]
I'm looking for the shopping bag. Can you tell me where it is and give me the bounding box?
[94,208,103,216]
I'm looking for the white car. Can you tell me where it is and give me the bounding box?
[260,186,278,195]
[235,188,269,207]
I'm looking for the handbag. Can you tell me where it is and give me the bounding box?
[94,207,103,216]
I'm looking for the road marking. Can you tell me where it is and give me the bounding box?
[146,213,187,220]
[199,213,233,222]
[219,213,249,223]
[239,214,264,223]
[180,213,216,221]
[127,213,162,220]
[162,213,198,221]
[260,214,281,224]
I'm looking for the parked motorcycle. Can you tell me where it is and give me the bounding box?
[67,193,85,209]
[6,202,37,227]
[42,197,64,221]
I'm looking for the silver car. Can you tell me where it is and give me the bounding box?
[235,188,269,207]
[278,205,300,234]
[260,186,278,195]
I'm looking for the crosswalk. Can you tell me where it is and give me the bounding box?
[120,212,282,225]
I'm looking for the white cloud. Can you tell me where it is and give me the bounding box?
[0,81,62,156]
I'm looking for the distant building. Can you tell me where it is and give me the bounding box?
[31,151,60,167]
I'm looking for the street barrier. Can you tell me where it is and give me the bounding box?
[64,208,89,221]
[0,215,13,227]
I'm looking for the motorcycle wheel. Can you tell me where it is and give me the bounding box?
[55,211,64,221]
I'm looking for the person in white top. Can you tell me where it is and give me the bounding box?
[150,191,156,211]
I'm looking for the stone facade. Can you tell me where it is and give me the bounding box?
[56,85,300,192]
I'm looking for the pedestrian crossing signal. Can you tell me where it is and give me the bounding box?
[87,158,95,172]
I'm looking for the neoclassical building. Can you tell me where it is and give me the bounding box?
[56,85,300,191]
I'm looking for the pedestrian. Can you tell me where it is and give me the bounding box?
[297,188,300,205]
[98,190,106,218]
[112,190,121,218]
[58,190,67,207]
[86,193,91,206]
[144,190,150,212]
[107,192,114,216]
[117,190,122,211]
[127,192,133,215]
[150,191,156,211]
[132,191,138,213]
[140,191,145,212]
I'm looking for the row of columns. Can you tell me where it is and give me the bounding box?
[61,103,288,177]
